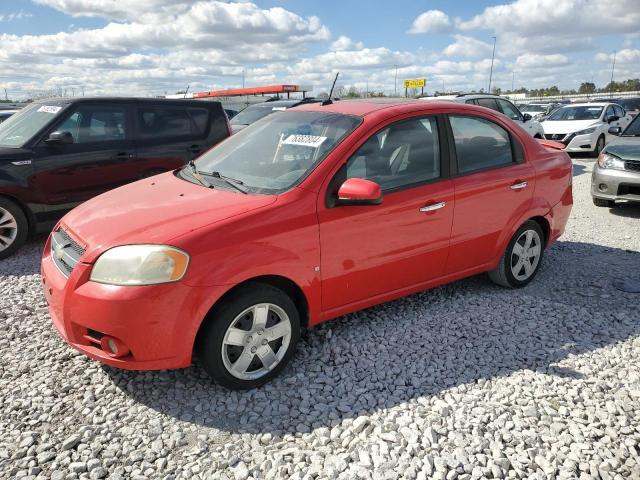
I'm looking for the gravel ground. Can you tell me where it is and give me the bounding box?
[1,157,639,480]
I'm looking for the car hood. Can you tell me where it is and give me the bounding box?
[542,120,600,134]
[603,136,640,160]
[60,171,277,262]
[230,123,248,134]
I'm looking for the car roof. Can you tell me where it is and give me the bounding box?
[564,102,608,107]
[32,97,222,106]
[293,98,436,117]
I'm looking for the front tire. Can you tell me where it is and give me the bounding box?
[593,135,605,156]
[0,198,28,260]
[196,283,300,390]
[489,221,544,288]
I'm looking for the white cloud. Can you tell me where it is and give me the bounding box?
[330,36,364,52]
[595,49,640,65]
[408,10,452,34]
[443,35,493,58]
[0,10,32,22]
[515,53,570,69]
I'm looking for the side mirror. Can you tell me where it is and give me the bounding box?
[522,113,532,122]
[45,131,74,145]
[337,178,383,206]
[608,126,622,136]
[607,115,619,123]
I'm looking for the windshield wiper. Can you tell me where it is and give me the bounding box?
[186,160,213,188]
[206,171,248,194]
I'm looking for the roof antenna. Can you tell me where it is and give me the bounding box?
[322,72,339,106]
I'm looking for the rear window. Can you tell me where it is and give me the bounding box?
[137,106,209,139]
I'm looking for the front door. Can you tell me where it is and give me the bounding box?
[318,116,454,311]
[31,103,135,207]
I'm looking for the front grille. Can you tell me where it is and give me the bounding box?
[624,161,640,172]
[545,133,566,141]
[51,228,85,278]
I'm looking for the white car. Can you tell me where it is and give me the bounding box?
[420,94,545,138]
[541,103,632,155]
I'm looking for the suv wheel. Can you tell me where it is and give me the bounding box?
[196,283,300,389]
[489,220,544,288]
[0,198,28,260]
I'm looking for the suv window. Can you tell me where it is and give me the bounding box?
[476,98,500,112]
[613,105,625,118]
[345,117,440,191]
[449,115,514,174]
[57,105,128,144]
[137,106,206,139]
[497,99,522,121]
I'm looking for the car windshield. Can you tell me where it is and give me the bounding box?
[0,102,67,147]
[230,105,288,126]
[618,98,640,111]
[521,105,545,113]
[622,115,640,136]
[547,106,603,121]
[186,110,361,194]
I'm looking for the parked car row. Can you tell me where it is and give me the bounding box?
[25,97,573,389]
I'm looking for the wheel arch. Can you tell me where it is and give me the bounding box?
[529,215,550,247]
[193,274,310,354]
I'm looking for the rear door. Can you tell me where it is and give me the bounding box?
[445,114,534,274]
[319,115,454,311]
[31,102,135,206]
[133,103,215,176]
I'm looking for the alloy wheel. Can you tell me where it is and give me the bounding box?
[0,207,18,253]
[510,229,542,281]
[221,303,292,381]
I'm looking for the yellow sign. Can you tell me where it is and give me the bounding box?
[403,79,426,89]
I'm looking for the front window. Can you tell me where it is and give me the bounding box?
[186,111,361,194]
[622,115,640,136]
[548,106,603,121]
[0,102,68,147]
[521,105,545,113]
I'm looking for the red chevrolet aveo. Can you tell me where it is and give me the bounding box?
[41,100,572,389]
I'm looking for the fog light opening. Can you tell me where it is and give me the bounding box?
[100,336,130,358]
[598,183,608,192]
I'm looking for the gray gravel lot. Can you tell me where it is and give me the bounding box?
[1,157,639,480]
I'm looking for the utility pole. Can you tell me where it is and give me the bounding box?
[609,51,616,97]
[488,36,497,93]
[511,71,515,92]
[242,68,245,88]
[393,64,399,97]
[4,88,7,101]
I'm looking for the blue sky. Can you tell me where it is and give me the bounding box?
[0,0,638,99]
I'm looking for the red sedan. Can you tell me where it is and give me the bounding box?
[41,99,573,389]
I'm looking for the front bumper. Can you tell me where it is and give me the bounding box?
[41,235,224,370]
[591,164,640,203]
[563,133,598,152]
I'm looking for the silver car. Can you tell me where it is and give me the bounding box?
[591,114,640,207]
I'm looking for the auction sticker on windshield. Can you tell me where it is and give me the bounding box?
[282,134,327,148]
[37,105,62,114]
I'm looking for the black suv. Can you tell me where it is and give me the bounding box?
[0,97,230,259]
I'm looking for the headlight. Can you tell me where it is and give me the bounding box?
[597,152,625,171]
[574,127,597,136]
[90,245,190,286]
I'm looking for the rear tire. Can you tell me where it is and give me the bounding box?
[0,197,28,260]
[196,283,300,390]
[489,221,544,288]
[593,197,615,208]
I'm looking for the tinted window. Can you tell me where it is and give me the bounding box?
[137,107,195,139]
[476,98,500,112]
[497,99,522,121]
[188,108,209,136]
[345,117,440,191]
[56,105,127,144]
[623,115,640,136]
[604,106,616,120]
[613,105,625,118]
[449,116,514,174]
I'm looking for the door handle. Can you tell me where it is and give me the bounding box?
[420,202,446,212]
[510,181,528,190]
